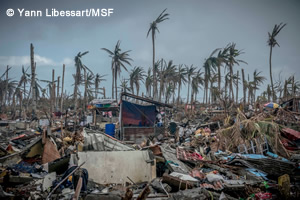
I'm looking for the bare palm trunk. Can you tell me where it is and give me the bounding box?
[230,65,234,102]
[187,78,190,104]
[115,68,118,102]
[205,81,208,104]
[74,66,80,112]
[51,69,55,113]
[30,44,37,113]
[84,69,87,111]
[218,64,221,92]
[112,64,115,99]
[177,81,181,105]
[269,46,275,102]
[236,70,239,103]
[159,77,163,102]
[3,65,9,107]
[241,69,246,108]
[152,31,157,100]
[57,76,60,111]
[61,64,65,112]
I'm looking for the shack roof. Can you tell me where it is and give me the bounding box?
[121,92,173,108]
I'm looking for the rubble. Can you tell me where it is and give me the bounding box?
[0,96,300,200]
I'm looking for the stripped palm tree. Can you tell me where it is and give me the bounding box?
[253,69,266,102]
[129,66,145,96]
[120,78,131,94]
[74,51,92,111]
[192,69,204,104]
[94,73,106,99]
[158,60,176,102]
[145,68,153,97]
[147,9,169,100]
[268,23,287,101]
[176,64,187,105]
[227,43,247,102]
[102,41,132,102]
[203,57,217,104]
[185,64,197,104]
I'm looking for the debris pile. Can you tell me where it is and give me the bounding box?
[0,99,300,200]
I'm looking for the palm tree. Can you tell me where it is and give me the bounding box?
[129,66,145,96]
[176,64,187,105]
[120,78,131,94]
[203,57,217,104]
[165,84,175,104]
[253,69,266,102]
[147,9,169,100]
[94,73,106,99]
[209,72,218,104]
[185,65,197,104]
[209,47,229,92]
[102,41,132,102]
[227,43,247,102]
[74,51,91,111]
[145,68,153,97]
[158,60,176,102]
[192,69,204,103]
[268,23,287,101]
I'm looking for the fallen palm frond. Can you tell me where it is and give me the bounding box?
[217,109,290,158]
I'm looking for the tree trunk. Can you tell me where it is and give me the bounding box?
[84,69,87,111]
[159,76,163,102]
[241,69,246,109]
[57,76,60,111]
[61,64,65,112]
[74,63,80,112]
[51,69,55,113]
[177,81,181,105]
[152,31,157,100]
[236,70,239,104]
[269,46,275,102]
[187,78,190,104]
[230,65,234,102]
[30,44,37,113]
[218,63,221,92]
[102,87,106,98]
[3,65,9,107]
[115,68,118,102]
[205,81,208,104]
[112,63,115,99]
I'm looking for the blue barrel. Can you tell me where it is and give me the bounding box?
[105,124,115,137]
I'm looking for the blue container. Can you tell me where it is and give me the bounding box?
[95,104,103,108]
[105,124,115,137]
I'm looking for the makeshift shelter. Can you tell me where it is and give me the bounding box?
[119,92,172,144]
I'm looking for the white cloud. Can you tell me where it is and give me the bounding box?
[0,55,73,68]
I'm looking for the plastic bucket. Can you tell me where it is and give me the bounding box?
[105,123,115,137]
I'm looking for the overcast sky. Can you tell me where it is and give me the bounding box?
[0,0,299,100]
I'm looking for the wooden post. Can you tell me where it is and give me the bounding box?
[61,64,65,112]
